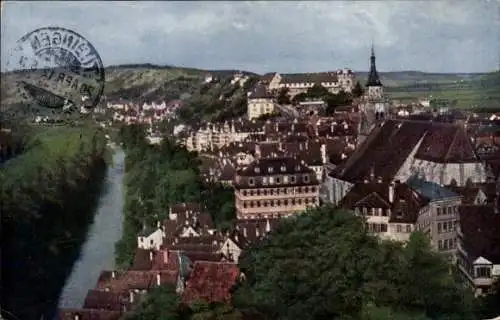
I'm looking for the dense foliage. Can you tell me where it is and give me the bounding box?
[290,84,354,115]
[115,125,236,268]
[234,205,478,320]
[1,125,109,320]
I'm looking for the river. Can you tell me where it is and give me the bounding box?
[57,149,126,309]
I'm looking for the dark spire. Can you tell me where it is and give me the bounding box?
[366,45,382,87]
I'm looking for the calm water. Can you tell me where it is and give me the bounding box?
[57,149,125,309]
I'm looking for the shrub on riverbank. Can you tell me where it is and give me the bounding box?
[1,125,109,320]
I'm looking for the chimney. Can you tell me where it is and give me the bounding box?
[149,251,153,261]
[389,183,395,204]
[163,250,168,264]
[129,290,135,303]
[156,273,161,286]
[111,271,116,279]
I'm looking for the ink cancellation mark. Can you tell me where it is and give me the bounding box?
[7,27,105,110]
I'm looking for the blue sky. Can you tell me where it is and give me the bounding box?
[1,1,499,74]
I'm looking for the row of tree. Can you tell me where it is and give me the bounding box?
[114,124,236,269]
[1,124,109,320]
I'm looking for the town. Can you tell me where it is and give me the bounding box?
[47,47,500,319]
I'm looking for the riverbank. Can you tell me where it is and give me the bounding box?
[57,149,126,309]
[0,126,109,320]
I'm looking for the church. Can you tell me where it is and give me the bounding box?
[323,47,493,205]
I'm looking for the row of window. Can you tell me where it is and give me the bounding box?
[356,207,389,217]
[436,206,458,216]
[437,220,457,233]
[438,238,457,251]
[367,223,388,233]
[241,186,317,197]
[395,224,412,233]
[241,197,318,208]
[247,174,311,186]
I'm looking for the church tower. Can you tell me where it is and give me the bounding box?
[366,45,384,100]
[358,45,389,142]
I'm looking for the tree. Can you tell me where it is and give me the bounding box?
[277,88,291,105]
[124,285,184,320]
[235,205,477,320]
[306,83,330,98]
[352,81,364,98]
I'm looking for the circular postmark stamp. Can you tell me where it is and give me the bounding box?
[5,26,105,111]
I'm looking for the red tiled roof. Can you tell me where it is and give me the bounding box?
[182,261,240,304]
[83,290,130,311]
[58,308,122,320]
[95,270,177,292]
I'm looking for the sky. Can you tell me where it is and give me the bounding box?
[1,1,499,74]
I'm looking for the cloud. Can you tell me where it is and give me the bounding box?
[1,0,499,73]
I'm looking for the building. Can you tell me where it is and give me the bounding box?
[324,120,490,205]
[457,205,500,296]
[234,157,320,220]
[266,69,355,97]
[339,177,461,254]
[185,119,265,152]
[247,84,276,120]
[358,46,389,137]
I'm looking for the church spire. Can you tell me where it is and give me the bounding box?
[366,45,382,87]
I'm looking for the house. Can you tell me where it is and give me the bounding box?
[234,157,320,220]
[457,205,500,296]
[324,120,489,205]
[181,261,241,304]
[247,84,275,120]
[137,228,163,250]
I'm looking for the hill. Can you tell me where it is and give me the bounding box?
[2,65,499,114]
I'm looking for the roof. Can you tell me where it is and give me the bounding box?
[280,72,339,84]
[95,270,178,292]
[58,309,122,320]
[182,261,240,304]
[83,290,130,311]
[331,120,479,183]
[414,124,478,163]
[407,177,459,200]
[339,181,430,224]
[248,84,273,99]
[459,205,500,264]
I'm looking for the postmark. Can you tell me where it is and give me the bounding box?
[5,26,105,111]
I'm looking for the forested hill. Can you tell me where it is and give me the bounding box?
[1,125,109,320]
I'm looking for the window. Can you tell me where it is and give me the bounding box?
[438,240,443,250]
[438,222,442,233]
[263,189,268,196]
[311,187,316,192]
[476,267,491,278]
[284,199,288,206]
[281,165,286,172]
[290,176,296,183]
[268,167,274,173]
[396,225,402,233]
[303,175,310,183]
[437,207,441,216]
[406,225,412,233]
[381,224,388,232]
[447,207,452,214]
[256,201,261,207]
[150,239,154,245]
[250,201,254,208]
[242,191,247,196]
[248,178,255,186]
[276,177,281,184]
[250,190,254,196]
[243,202,247,208]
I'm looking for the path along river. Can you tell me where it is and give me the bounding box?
[57,148,125,309]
